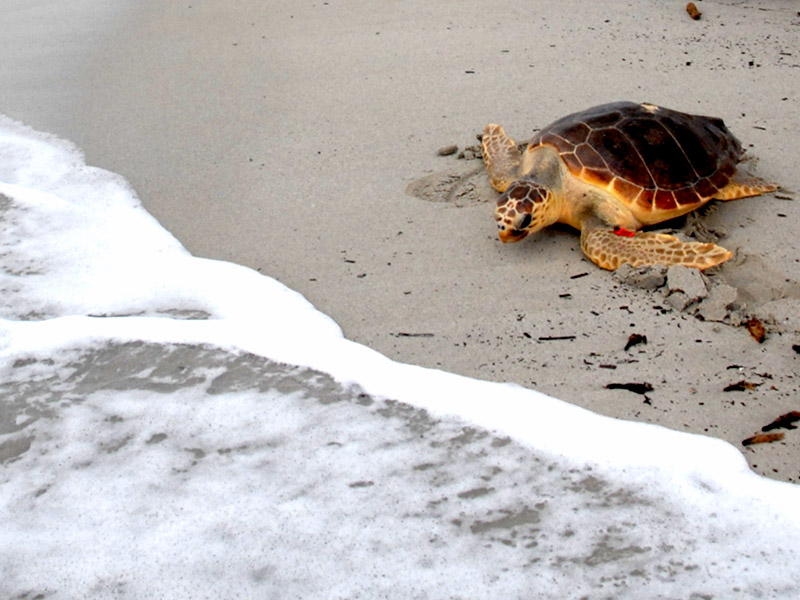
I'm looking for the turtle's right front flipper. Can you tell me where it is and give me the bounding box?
[580,226,732,270]
[482,124,522,193]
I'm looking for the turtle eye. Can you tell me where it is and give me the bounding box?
[519,214,532,230]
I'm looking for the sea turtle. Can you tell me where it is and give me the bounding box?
[482,101,777,270]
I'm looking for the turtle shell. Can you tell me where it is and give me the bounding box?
[529,101,744,213]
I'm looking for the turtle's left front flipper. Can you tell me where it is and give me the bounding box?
[580,227,732,270]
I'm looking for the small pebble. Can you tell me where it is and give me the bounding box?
[437,145,458,156]
[666,265,707,302]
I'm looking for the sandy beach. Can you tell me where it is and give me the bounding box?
[3,0,799,486]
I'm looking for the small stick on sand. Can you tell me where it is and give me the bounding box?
[742,432,784,446]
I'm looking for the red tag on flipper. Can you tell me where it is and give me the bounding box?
[613,226,636,238]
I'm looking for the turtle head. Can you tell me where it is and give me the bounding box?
[494,178,559,243]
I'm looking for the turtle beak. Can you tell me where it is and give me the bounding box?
[499,228,528,243]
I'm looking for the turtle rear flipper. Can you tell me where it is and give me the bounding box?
[580,227,732,270]
[714,174,779,201]
[482,123,522,193]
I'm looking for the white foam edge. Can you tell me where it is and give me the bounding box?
[2,314,797,522]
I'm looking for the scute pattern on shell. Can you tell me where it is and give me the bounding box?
[529,101,744,211]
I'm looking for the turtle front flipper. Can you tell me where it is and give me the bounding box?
[580,226,732,270]
[482,124,522,193]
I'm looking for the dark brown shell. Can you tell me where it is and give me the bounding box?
[529,102,743,212]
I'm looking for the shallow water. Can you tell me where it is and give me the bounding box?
[1,114,799,598]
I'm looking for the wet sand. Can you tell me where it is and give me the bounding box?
[2,0,799,481]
